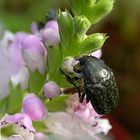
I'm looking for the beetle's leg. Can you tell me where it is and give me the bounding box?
[59,68,81,97]
[79,92,85,103]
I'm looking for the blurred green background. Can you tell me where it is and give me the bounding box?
[0,0,140,139]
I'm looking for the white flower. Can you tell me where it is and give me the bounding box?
[45,111,111,140]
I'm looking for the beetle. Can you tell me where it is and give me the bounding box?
[60,55,119,114]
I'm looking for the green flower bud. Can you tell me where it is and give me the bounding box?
[89,0,114,24]
[70,0,114,24]
[73,16,91,38]
[79,33,108,54]
[70,0,96,16]
[57,10,73,46]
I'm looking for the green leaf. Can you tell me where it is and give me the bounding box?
[45,95,68,112]
[47,46,62,75]
[33,121,46,131]
[0,98,8,117]
[29,70,46,94]
[79,33,108,54]
[6,84,24,114]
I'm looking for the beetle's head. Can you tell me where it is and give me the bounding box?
[76,56,110,82]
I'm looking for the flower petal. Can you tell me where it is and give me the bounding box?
[8,135,24,140]
[21,35,46,74]
[0,113,35,133]
[22,93,47,121]
[91,49,102,58]
[11,66,29,90]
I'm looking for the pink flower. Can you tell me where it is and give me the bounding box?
[14,32,29,47]
[31,20,60,47]
[67,94,112,133]
[21,35,47,74]
[66,94,100,122]
[0,113,35,140]
[91,49,102,58]
[22,93,47,121]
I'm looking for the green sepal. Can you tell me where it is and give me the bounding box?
[47,46,62,75]
[0,97,8,117]
[47,45,72,88]
[33,121,46,132]
[57,10,79,57]
[79,33,108,54]
[45,95,68,112]
[1,83,25,115]
[57,10,73,46]
[28,70,46,94]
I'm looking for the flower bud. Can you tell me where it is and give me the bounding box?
[42,28,60,47]
[70,0,95,16]
[43,81,61,99]
[73,16,91,37]
[90,0,114,24]
[21,35,46,74]
[57,11,73,45]
[42,20,60,47]
[80,33,107,55]
[44,20,58,30]
[70,0,114,24]
[22,93,47,121]
[62,57,74,73]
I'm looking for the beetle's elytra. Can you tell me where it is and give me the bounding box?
[61,55,119,115]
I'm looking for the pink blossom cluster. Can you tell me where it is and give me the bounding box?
[0,20,60,99]
[0,19,60,140]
